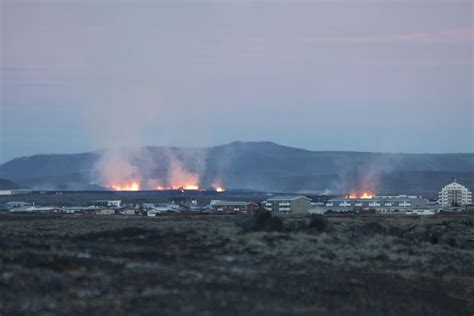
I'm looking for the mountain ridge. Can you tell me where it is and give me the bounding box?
[1,141,473,194]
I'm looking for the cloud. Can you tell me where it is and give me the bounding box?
[303,27,474,44]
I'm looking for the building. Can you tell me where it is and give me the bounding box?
[210,201,258,213]
[265,196,312,215]
[63,206,98,214]
[0,190,32,196]
[9,206,62,214]
[141,203,155,209]
[6,201,32,208]
[88,200,122,208]
[147,208,174,216]
[120,208,137,215]
[95,208,116,215]
[438,181,472,207]
[324,195,427,213]
[147,209,159,217]
[405,209,436,216]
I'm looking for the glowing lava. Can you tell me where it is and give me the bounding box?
[109,181,141,191]
[347,192,374,199]
[215,187,225,192]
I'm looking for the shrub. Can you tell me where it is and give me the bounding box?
[307,215,329,232]
[286,219,307,232]
[242,209,283,232]
[428,232,441,244]
[447,237,459,248]
[362,222,386,235]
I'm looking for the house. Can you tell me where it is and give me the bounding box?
[147,209,166,217]
[141,203,155,209]
[265,196,312,214]
[120,208,136,215]
[95,208,116,215]
[88,200,122,208]
[210,201,258,213]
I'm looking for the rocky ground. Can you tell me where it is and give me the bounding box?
[0,213,473,315]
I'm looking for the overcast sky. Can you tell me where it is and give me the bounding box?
[1,0,473,162]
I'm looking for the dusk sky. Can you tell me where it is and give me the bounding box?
[1,0,473,163]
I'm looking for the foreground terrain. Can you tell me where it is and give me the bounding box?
[0,213,473,315]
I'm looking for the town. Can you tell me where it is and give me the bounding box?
[1,180,472,217]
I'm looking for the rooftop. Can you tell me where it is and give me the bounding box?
[212,201,256,207]
[267,195,310,201]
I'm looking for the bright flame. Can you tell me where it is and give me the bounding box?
[347,192,374,199]
[360,192,374,199]
[155,184,200,191]
[216,187,225,192]
[182,184,199,190]
[109,181,141,191]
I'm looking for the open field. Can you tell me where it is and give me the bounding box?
[0,213,473,315]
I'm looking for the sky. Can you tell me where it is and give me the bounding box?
[1,0,473,163]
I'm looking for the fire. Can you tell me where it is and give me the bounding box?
[215,187,225,192]
[347,192,374,199]
[360,192,374,199]
[155,184,200,191]
[182,184,199,190]
[109,181,141,191]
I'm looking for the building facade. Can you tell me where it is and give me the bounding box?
[324,195,428,213]
[438,181,472,206]
[265,196,312,214]
[6,201,32,208]
[211,201,258,213]
[95,208,116,215]
[0,190,32,196]
[88,200,122,208]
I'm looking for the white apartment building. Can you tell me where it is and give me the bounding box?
[438,181,472,206]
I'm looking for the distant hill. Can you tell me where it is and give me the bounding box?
[0,178,22,190]
[0,141,473,194]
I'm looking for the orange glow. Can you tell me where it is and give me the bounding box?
[109,181,141,191]
[347,192,374,199]
[215,187,225,192]
[360,192,374,199]
[155,184,200,191]
[182,184,199,190]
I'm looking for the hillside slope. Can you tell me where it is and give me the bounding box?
[0,142,473,194]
